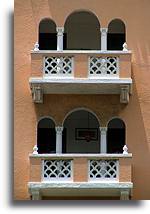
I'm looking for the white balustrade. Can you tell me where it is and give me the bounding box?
[44,56,73,77]
[43,159,72,181]
[89,56,119,77]
[89,159,118,181]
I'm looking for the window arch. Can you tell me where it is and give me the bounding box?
[39,18,57,50]
[107,19,126,50]
[62,108,100,153]
[107,118,125,153]
[64,10,100,50]
[37,117,56,154]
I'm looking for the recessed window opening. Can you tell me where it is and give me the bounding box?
[63,109,100,153]
[37,117,56,154]
[64,11,100,50]
[107,19,126,50]
[107,118,125,153]
[39,18,57,50]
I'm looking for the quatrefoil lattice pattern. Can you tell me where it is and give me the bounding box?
[43,160,72,181]
[44,56,73,76]
[89,57,119,76]
[89,160,118,180]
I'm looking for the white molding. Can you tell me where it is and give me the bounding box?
[120,85,130,103]
[30,84,43,103]
[29,153,133,159]
[120,189,130,200]
[29,77,132,84]
[31,50,132,55]
[28,181,133,189]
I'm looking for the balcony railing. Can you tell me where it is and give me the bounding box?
[30,50,131,79]
[44,56,74,77]
[89,56,119,78]
[89,159,119,181]
[28,153,133,200]
[43,159,72,181]
[29,50,132,103]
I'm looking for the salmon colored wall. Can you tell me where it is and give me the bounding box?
[14,0,150,200]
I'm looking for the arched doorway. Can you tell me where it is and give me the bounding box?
[64,10,100,50]
[63,109,100,153]
[37,117,56,154]
[39,18,57,50]
[107,19,126,50]
[107,118,125,153]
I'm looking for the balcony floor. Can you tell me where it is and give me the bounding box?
[28,181,133,198]
[29,77,132,94]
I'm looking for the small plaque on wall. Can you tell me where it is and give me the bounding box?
[75,128,98,141]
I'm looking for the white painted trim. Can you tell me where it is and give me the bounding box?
[88,159,119,182]
[31,50,132,55]
[28,181,133,189]
[88,56,119,78]
[29,77,132,84]
[43,56,74,78]
[29,153,132,158]
[62,107,100,126]
[41,159,73,182]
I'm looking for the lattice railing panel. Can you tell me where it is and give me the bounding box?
[43,159,72,181]
[44,56,73,76]
[89,160,118,180]
[89,57,119,76]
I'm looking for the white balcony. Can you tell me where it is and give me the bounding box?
[29,50,132,104]
[28,153,133,200]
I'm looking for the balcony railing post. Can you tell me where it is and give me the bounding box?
[55,126,63,153]
[56,27,64,51]
[100,28,108,51]
[100,127,107,153]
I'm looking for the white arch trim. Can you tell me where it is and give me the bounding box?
[62,107,100,126]
[106,117,126,128]
[37,116,56,127]
[63,9,100,27]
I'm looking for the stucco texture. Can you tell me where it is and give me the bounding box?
[14,0,150,199]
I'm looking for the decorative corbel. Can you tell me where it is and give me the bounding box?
[120,85,130,104]
[31,84,43,103]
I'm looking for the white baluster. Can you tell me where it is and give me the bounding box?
[34,42,39,51]
[33,145,38,155]
[123,145,128,154]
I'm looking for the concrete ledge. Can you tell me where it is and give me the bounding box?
[28,181,133,189]
[28,181,133,199]
[29,77,132,84]
[29,153,132,159]
[31,50,132,55]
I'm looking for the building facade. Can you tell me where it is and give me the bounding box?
[14,0,150,200]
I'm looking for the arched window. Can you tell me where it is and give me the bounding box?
[37,117,56,154]
[39,18,57,50]
[63,109,100,153]
[64,11,100,50]
[107,118,125,153]
[107,19,126,50]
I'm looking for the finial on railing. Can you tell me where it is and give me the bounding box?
[123,42,128,51]
[33,145,38,154]
[123,145,128,154]
[34,42,39,51]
